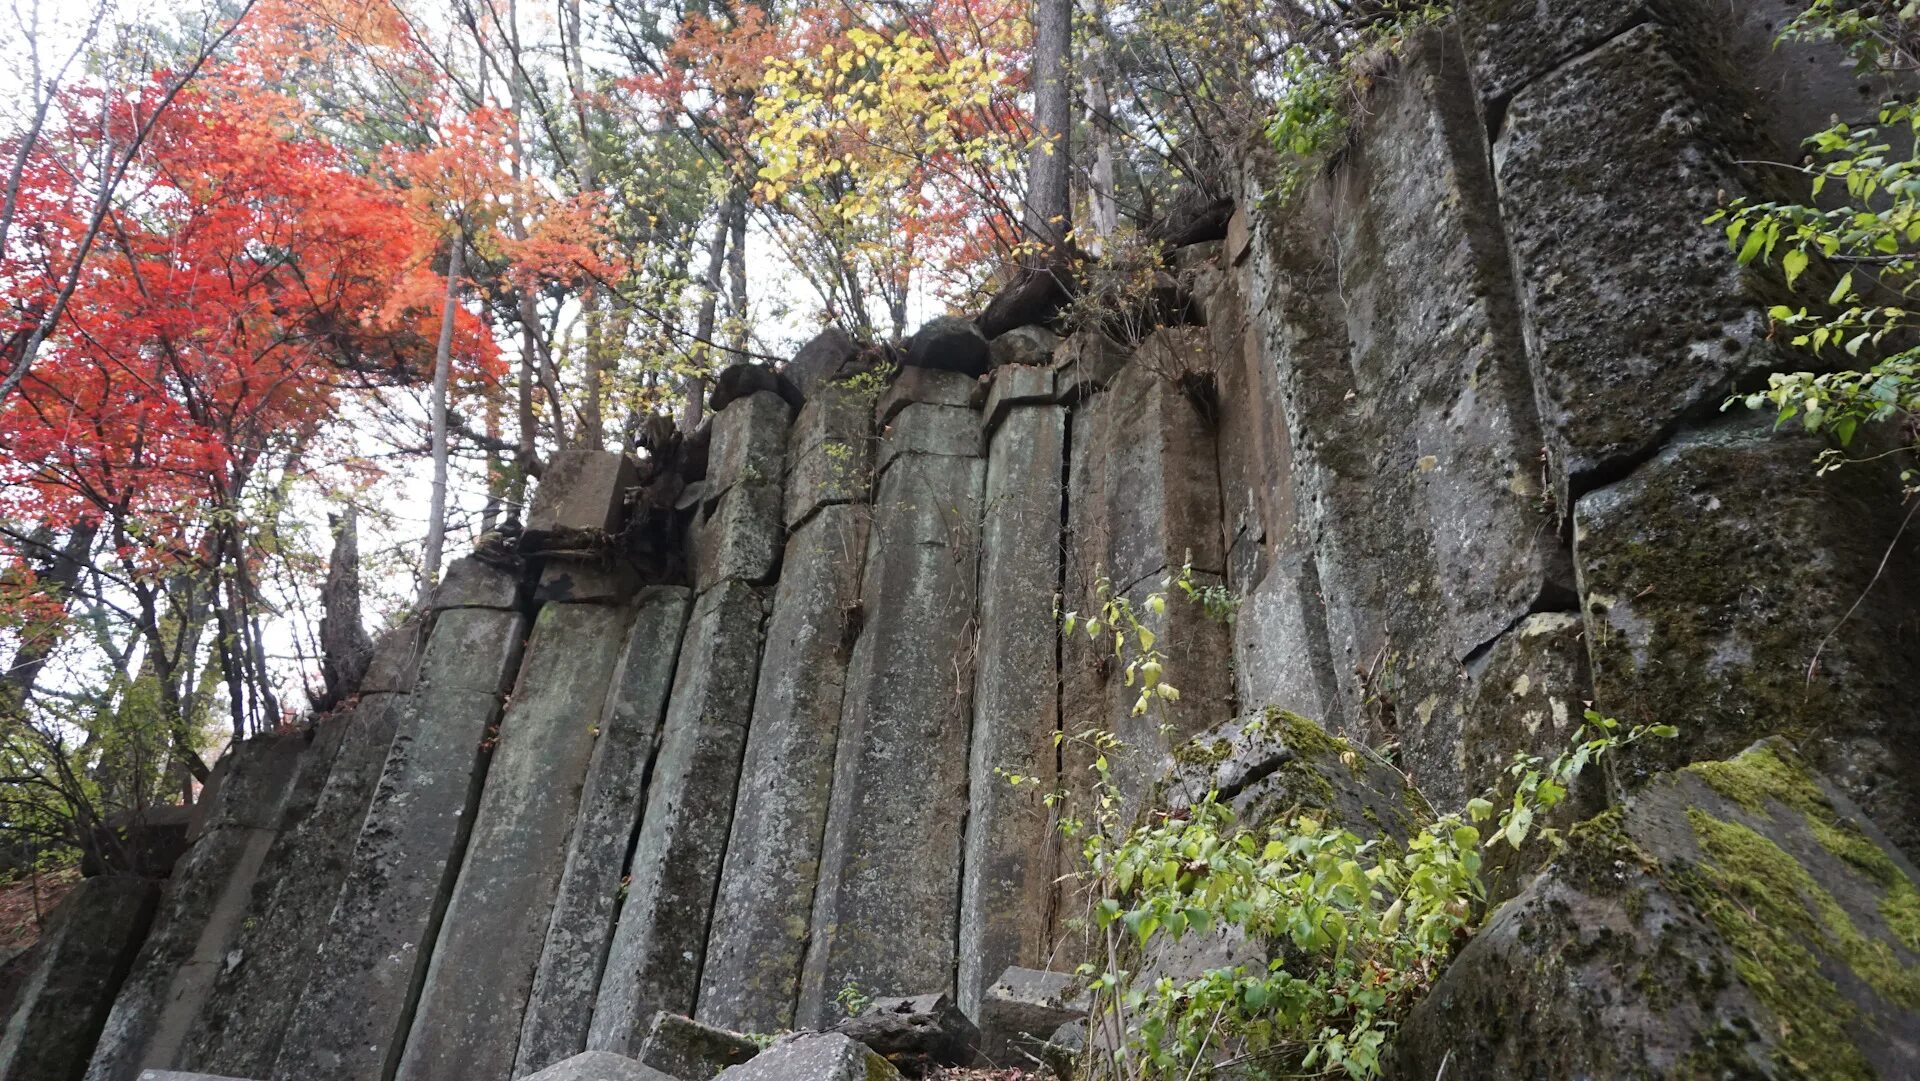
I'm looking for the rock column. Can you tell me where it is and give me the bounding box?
[516,586,691,1077]
[699,381,873,1033]
[587,384,786,1053]
[959,364,1068,1021]
[271,558,527,1081]
[797,366,986,1027]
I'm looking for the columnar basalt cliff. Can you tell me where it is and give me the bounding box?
[10,3,1920,1080]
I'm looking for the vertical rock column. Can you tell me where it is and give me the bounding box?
[178,620,427,1078]
[271,557,528,1081]
[699,381,873,1033]
[1060,332,1233,810]
[588,384,786,1053]
[796,365,986,1027]
[515,586,691,1077]
[0,873,157,1081]
[396,588,635,1081]
[84,732,311,1081]
[959,364,1069,1021]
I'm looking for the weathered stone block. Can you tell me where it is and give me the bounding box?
[877,366,977,423]
[638,1014,759,1081]
[0,877,156,1081]
[988,325,1060,369]
[875,403,980,475]
[180,697,408,1078]
[708,390,791,495]
[710,362,803,414]
[1390,741,1920,1080]
[979,364,1056,436]
[714,1034,899,1081]
[978,968,1088,1069]
[136,1072,252,1081]
[527,450,637,547]
[517,588,690,1077]
[396,602,632,1081]
[785,442,871,530]
[271,608,526,1081]
[589,581,766,1054]
[1492,23,1777,495]
[799,450,983,1028]
[537,559,643,604]
[1574,419,1920,853]
[691,481,784,592]
[700,505,868,1034]
[359,618,427,694]
[904,315,989,376]
[431,555,523,610]
[1231,547,1340,724]
[786,326,861,399]
[1052,330,1128,403]
[526,1050,678,1081]
[1164,709,1424,838]
[86,737,308,1081]
[959,402,1065,1021]
[832,994,981,1077]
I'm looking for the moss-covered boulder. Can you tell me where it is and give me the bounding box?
[1388,740,1920,1080]
[1165,708,1428,839]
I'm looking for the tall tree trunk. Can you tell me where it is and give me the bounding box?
[0,520,97,714]
[1025,0,1073,256]
[683,202,733,429]
[725,184,749,357]
[420,226,465,608]
[1084,0,1119,254]
[317,508,373,711]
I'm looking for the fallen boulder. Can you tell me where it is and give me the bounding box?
[830,993,981,1076]
[638,1014,759,1081]
[1388,739,1920,1080]
[527,1050,681,1081]
[715,1034,899,1081]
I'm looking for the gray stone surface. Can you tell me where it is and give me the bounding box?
[708,390,791,495]
[271,606,527,1081]
[525,1051,678,1081]
[714,1034,899,1081]
[432,555,524,610]
[637,1014,758,1081]
[1574,419,1920,854]
[700,504,868,1033]
[784,389,872,530]
[786,326,861,398]
[1389,741,1920,1080]
[85,737,307,1081]
[396,602,633,1081]
[180,698,409,1078]
[987,325,1060,369]
[875,403,979,475]
[1230,546,1340,724]
[1051,330,1127,403]
[831,993,981,1076]
[798,442,984,1028]
[959,402,1065,1021]
[136,1073,252,1081]
[0,877,156,1081]
[1242,34,1562,808]
[517,588,692,1078]
[1491,22,1777,496]
[1164,709,1424,838]
[977,968,1088,1069]
[537,559,643,605]
[359,618,428,694]
[979,365,1056,436]
[904,315,989,376]
[877,367,976,423]
[527,450,637,547]
[691,481,783,592]
[588,580,767,1054]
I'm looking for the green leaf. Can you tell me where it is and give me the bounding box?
[1783,247,1809,286]
[1832,272,1855,305]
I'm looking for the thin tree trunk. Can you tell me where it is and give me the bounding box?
[420,226,465,608]
[725,184,748,357]
[0,520,97,713]
[1025,0,1073,257]
[683,203,733,429]
[1084,0,1119,254]
[317,508,373,711]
